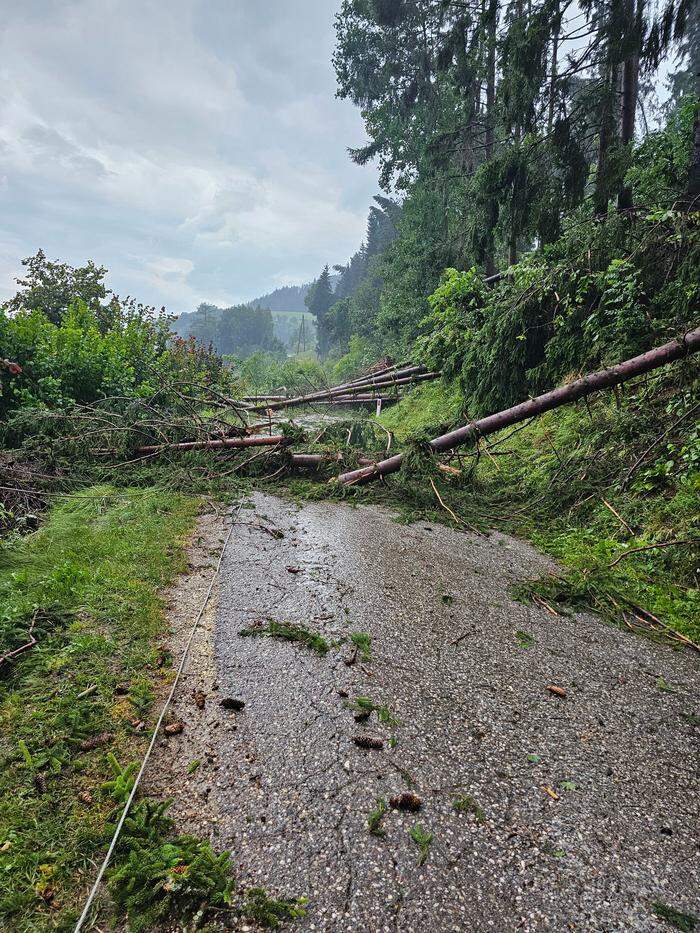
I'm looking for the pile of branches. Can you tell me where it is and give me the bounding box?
[0,451,54,532]
[3,380,251,459]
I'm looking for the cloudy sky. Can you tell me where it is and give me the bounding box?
[0,0,378,313]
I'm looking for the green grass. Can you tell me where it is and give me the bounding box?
[378,380,462,441]
[241,888,308,928]
[652,902,699,931]
[0,485,198,930]
[350,632,372,661]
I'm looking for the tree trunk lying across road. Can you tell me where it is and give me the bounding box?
[135,434,288,455]
[250,365,435,413]
[302,396,399,407]
[290,453,376,469]
[336,327,700,485]
[250,372,439,413]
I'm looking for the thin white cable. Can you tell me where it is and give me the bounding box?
[74,509,238,932]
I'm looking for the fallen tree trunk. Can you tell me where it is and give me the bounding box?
[240,395,288,403]
[251,369,438,413]
[135,434,288,455]
[306,396,400,407]
[338,363,424,391]
[290,453,375,469]
[250,364,426,413]
[290,453,341,468]
[337,327,700,485]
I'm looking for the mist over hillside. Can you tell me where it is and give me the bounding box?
[246,277,339,313]
[247,283,310,313]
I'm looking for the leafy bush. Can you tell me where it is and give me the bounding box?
[0,298,225,420]
[236,351,328,394]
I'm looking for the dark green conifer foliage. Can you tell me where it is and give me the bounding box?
[306,265,335,357]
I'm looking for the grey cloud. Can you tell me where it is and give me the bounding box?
[0,1,376,314]
[22,124,109,177]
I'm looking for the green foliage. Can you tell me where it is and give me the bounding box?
[452,794,486,822]
[173,302,287,358]
[108,799,234,932]
[378,380,463,441]
[0,295,224,422]
[409,823,433,866]
[367,798,388,836]
[331,0,689,367]
[0,486,196,928]
[237,351,328,395]
[625,98,698,206]
[306,265,336,357]
[652,902,699,932]
[412,114,699,414]
[102,754,138,804]
[415,268,489,380]
[349,695,399,727]
[241,887,308,928]
[515,630,535,648]
[5,249,110,326]
[331,335,379,383]
[238,621,330,655]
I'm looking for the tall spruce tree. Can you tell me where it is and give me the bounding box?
[306,265,335,357]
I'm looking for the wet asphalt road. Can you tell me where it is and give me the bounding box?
[155,492,700,932]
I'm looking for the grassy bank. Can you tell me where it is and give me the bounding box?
[370,372,700,646]
[0,487,197,930]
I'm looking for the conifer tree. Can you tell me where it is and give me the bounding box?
[306,266,335,357]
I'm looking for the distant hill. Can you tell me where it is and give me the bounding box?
[246,276,339,313]
[247,283,310,313]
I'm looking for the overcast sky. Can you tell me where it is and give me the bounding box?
[0,0,377,313]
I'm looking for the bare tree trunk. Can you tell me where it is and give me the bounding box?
[484,0,498,277]
[547,7,559,136]
[594,58,618,217]
[618,0,641,210]
[135,434,288,455]
[337,327,700,485]
[508,0,524,266]
[685,101,700,205]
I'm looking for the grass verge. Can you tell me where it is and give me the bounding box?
[0,485,197,930]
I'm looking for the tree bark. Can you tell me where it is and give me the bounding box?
[337,327,700,485]
[618,0,641,210]
[685,99,700,205]
[547,6,559,136]
[135,434,288,455]
[594,5,621,221]
[484,0,498,277]
[251,368,437,413]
